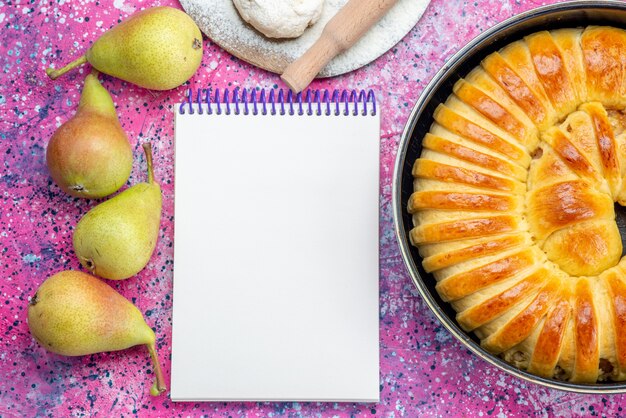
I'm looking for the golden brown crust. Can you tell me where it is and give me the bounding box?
[412,159,523,193]
[606,272,626,375]
[422,234,525,272]
[525,31,577,117]
[481,52,548,127]
[434,105,528,162]
[410,25,626,384]
[550,28,586,104]
[453,80,533,147]
[435,248,537,301]
[528,298,572,377]
[527,144,580,190]
[410,215,520,246]
[572,278,600,382]
[499,41,558,123]
[561,110,601,168]
[481,277,560,353]
[580,102,622,194]
[527,180,613,240]
[541,220,622,277]
[543,127,598,182]
[464,68,541,149]
[422,134,526,180]
[581,26,626,106]
[457,267,546,331]
[408,191,519,213]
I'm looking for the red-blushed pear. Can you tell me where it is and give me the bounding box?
[27,270,166,396]
[73,143,162,280]
[46,72,133,199]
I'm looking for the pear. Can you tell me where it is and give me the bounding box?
[46,6,203,90]
[73,143,161,280]
[28,270,166,395]
[46,72,133,199]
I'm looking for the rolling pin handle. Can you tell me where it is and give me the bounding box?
[282,0,398,93]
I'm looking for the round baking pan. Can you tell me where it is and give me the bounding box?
[392,0,626,393]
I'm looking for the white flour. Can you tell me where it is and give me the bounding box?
[232,0,324,39]
[180,0,430,77]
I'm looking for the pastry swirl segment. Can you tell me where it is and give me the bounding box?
[524,31,578,117]
[410,26,626,383]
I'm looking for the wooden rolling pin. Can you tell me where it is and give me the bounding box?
[281,0,398,93]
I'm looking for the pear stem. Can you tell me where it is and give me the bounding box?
[46,56,88,80]
[147,343,166,396]
[142,143,155,184]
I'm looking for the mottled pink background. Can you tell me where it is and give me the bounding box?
[1,0,623,416]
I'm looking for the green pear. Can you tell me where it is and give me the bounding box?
[73,143,161,280]
[28,270,166,396]
[46,72,133,199]
[46,6,203,90]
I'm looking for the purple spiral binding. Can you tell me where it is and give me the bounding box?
[233,87,240,115]
[179,88,377,117]
[322,90,331,115]
[278,90,286,115]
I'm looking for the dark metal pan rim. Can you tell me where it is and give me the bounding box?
[392,0,626,393]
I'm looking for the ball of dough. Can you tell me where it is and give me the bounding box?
[233,0,324,39]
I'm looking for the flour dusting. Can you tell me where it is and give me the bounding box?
[180,0,430,77]
[232,0,324,39]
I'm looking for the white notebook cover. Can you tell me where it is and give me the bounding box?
[171,96,380,402]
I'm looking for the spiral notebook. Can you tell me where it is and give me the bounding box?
[171,88,380,402]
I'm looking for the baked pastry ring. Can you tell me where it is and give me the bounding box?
[409,26,626,383]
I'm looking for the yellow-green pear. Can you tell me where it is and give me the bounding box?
[46,72,133,199]
[27,270,166,396]
[73,143,161,280]
[46,6,203,90]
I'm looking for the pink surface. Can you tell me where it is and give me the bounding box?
[0,0,622,416]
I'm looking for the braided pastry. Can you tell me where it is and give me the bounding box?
[409,26,626,382]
